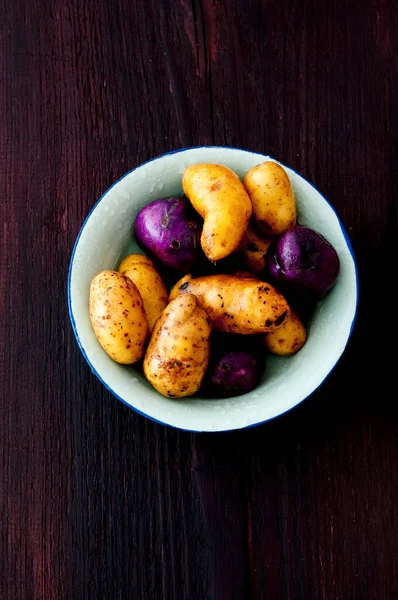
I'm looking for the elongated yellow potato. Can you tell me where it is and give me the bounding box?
[143,294,211,398]
[169,274,290,334]
[89,270,149,364]
[244,161,296,236]
[264,310,307,355]
[118,254,169,332]
[182,163,252,262]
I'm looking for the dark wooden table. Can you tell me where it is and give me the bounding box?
[1,1,397,598]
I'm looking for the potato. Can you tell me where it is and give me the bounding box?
[202,333,266,398]
[182,163,252,262]
[143,294,211,398]
[267,225,340,299]
[244,161,296,236]
[169,274,290,334]
[89,271,149,364]
[133,197,203,272]
[118,253,169,331]
[264,310,307,355]
[240,224,273,274]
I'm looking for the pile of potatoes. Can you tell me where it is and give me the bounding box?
[89,161,340,399]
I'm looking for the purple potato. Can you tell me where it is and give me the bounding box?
[267,225,340,299]
[203,334,266,398]
[133,197,202,272]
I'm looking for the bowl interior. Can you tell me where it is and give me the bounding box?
[68,147,357,432]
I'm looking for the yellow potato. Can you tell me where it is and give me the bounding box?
[89,270,149,364]
[244,161,296,236]
[169,274,290,334]
[240,224,273,274]
[143,294,211,398]
[182,163,252,262]
[264,310,307,355]
[118,253,168,332]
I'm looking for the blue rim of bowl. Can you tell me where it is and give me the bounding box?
[67,146,359,433]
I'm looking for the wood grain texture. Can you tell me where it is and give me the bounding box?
[1,0,398,598]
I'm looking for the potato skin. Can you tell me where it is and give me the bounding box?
[169,274,290,334]
[89,270,149,364]
[182,163,252,262]
[118,253,169,332]
[244,161,296,236]
[264,310,307,355]
[143,294,211,398]
[240,224,273,274]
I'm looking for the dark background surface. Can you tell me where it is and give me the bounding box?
[1,1,397,598]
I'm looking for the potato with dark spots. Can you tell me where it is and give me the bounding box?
[244,161,296,236]
[143,294,211,398]
[169,274,290,334]
[239,223,273,274]
[89,271,149,364]
[118,253,168,332]
[264,310,307,356]
[182,164,252,262]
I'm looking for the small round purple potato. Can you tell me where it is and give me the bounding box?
[204,335,266,398]
[133,197,202,272]
[267,225,340,299]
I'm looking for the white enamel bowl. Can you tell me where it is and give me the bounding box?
[68,147,358,432]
